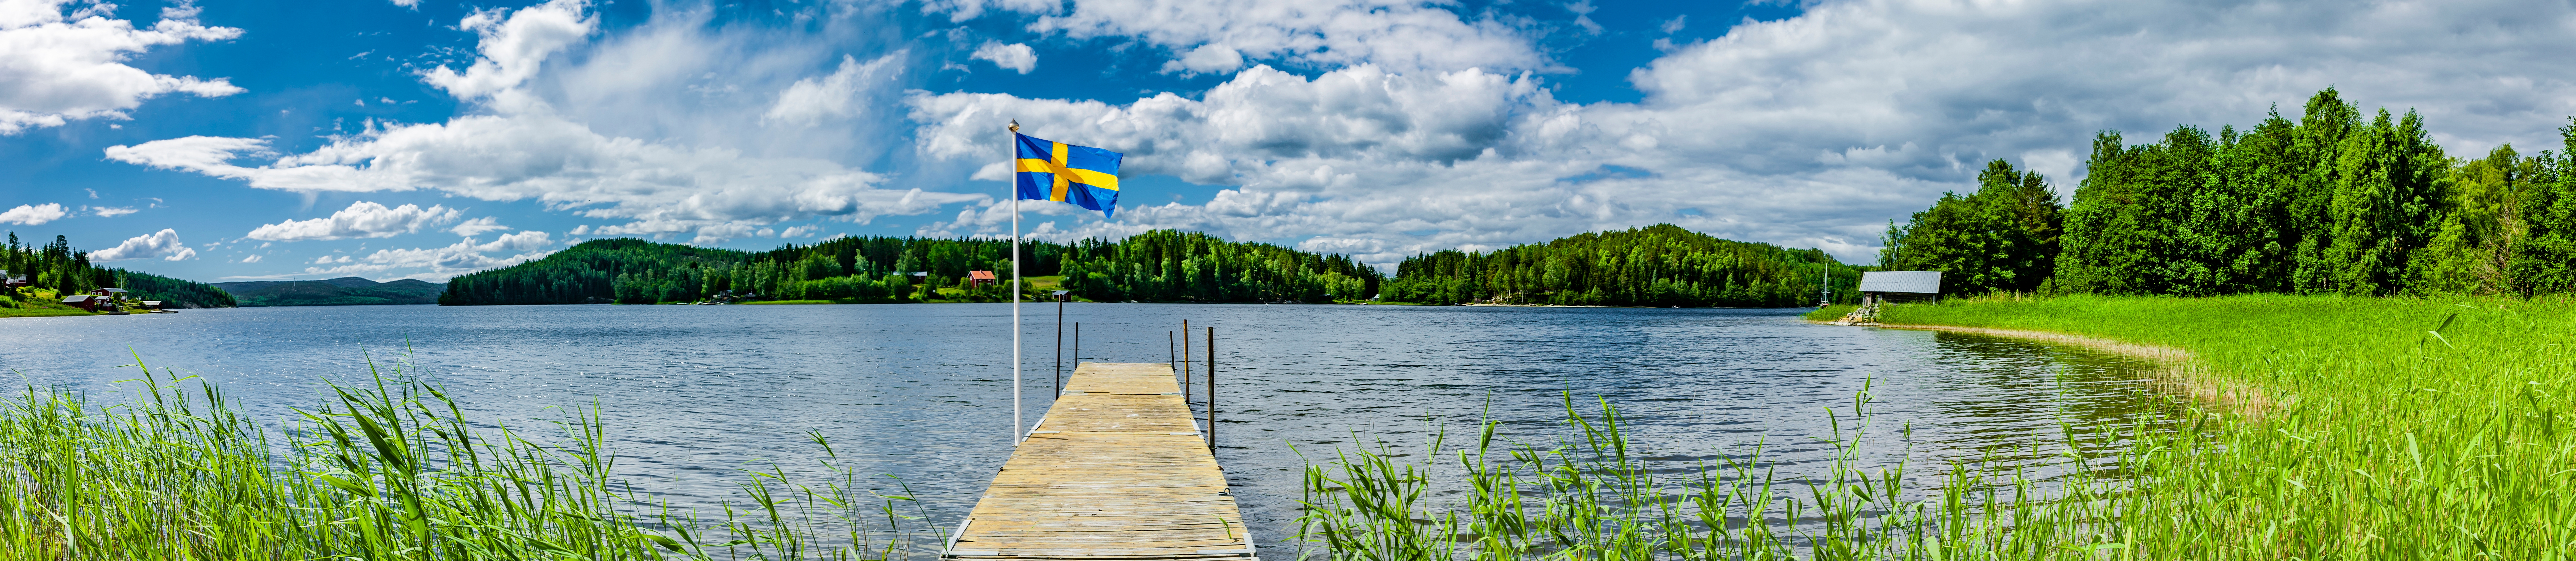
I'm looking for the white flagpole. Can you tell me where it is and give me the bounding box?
[1008,120,1022,448]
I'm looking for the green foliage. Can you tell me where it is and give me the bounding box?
[0,231,236,309]
[215,277,444,306]
[446,231,1375,305]
[443,238,751,305]
[1902,88,2576,297]
[1879,159,2063,294]
[1378,224,1859,307]
[0,354,936,559]
[2496,121,2576,295]
[1867,294,2576,557]
[115,270,237,308]
[1300,394,1908,560]
[1055,230,1383,303]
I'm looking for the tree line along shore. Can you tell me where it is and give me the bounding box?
[435,225,1870,307]
[4,223,1867,314]
[0,233,234,317]
[1881,88,2576,297]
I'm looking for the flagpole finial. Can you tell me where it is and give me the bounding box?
[1008,119,1018,133]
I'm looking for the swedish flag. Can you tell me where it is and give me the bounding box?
[1014,133,1123,218]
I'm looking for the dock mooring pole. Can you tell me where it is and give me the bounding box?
[1071,322,1079,388]
[1054,293,1064,397]
[1180,320,1191,400]
[1205,326,1215,450]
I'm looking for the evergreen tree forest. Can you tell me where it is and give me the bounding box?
[0,232,237,309]
[1377,224,1863,307]
[440,231,1383,305]
[1882,88,2576,297]
[1054,230,1383,303]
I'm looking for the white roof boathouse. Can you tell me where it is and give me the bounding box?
[1858,271,1943,305]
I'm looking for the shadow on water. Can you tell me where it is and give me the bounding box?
[0,304,2185,554]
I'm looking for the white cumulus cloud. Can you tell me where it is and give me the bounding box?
[909,0,2576,264]
[90,228,194,261]
[420,0,593,110]
[0,0,245,134]
[106,0,981,246]
[245,201,463,241]
[0,203,68,225]
[929,0,1543,74]
[1162,44,1243,75]
[969,41,1035,74]
[449,216,510,236]
[88,205,137,217]
[764,53,902,126]
[100,135,272,178]
[297,231,558,281]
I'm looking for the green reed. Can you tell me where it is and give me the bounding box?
[0,351,939,560]
[1301,294,2576,559]
[1298,388,1955,561]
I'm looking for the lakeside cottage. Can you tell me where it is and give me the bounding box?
[968,270,999,287]
[61,288,132,313]
[1858,271,1943,305]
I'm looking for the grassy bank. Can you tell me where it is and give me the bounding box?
[0,307,93,318]
[1303,294,2576,558]
[1858,294,2575,556]
[0,288,98,318]
[0,355,934,559]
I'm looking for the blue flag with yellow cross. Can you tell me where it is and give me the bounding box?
[1014,133,1123,218]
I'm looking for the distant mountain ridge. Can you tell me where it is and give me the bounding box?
[212,277,444,306]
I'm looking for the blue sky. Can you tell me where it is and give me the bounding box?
[5,0,2572,282]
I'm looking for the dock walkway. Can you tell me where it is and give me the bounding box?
[944,362,1253,560]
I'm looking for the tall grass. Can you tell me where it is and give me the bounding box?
[0,352,938,560]
[1297,390,1931,561]
[1301,294,2576,559]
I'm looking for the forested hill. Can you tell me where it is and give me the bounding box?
[1,232,236,310]
[1378,224,1864,307]
[440,231,1383,305]
[1882,88,2576,297]
[213,277,445,306]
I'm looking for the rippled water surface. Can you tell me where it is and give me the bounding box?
[0,303,2167,548]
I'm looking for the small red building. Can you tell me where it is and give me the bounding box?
[63,288,129,312]
[967,270,999,287]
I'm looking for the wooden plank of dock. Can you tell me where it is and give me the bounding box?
[944,362,1254,560]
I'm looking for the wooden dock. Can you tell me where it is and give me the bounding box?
[943,362,1254,560]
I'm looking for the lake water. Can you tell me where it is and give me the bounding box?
[0,303,2166,550]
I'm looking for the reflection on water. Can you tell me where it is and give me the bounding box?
[0,303,2173,549]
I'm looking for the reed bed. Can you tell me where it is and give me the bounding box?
[1299,294,2576,559]
[0,353,938,560]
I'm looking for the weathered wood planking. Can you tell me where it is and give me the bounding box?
[945,362,1254,561]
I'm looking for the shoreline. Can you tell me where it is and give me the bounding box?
[1812,318,2276,417]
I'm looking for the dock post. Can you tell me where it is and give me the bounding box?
[1066,323,1079,397]
[1206,326,1215,450]
[1181,320,1191,401]
[1054,299,1063,398]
